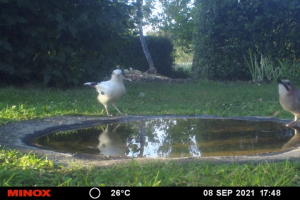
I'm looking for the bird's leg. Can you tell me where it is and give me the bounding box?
[286,116,298,127]
[112,123,122,132]
[286,121,296,127]
[104,105,112,117]
[112,103,127,115]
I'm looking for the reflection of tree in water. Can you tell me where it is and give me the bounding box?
[192,119,296,156]
[127,119,298,157]
[153,119,201,157]
[33,118,300,157]
[127,119,201,157]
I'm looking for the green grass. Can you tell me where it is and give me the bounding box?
[0,81,291,125]
[0,80,299,186]
[1,146,299,186]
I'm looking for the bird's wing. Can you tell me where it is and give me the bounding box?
[84,81,110,95]
[97,80,116,95]
[85,78,125,97]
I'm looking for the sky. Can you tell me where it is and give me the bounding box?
[143,0,195,35]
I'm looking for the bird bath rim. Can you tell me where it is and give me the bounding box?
[0,115,300,167]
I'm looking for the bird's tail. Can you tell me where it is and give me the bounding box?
[84,82,98,87]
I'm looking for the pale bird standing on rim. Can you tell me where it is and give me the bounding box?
[84,69,126,116]
[278,79,300,126]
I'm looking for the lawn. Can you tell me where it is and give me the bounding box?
[0,80,300,186]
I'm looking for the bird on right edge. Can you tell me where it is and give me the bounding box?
[278,79,300,126]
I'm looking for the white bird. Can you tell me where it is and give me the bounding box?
[278,79,300,126]
[84,69,126,116]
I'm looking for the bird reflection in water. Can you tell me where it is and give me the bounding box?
[97,124,127,156]
[282,126,300,151]
[97,122,147,157]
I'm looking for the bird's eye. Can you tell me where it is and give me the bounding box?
[287,82,290,85]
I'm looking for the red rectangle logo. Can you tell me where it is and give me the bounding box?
[7,189,51,197]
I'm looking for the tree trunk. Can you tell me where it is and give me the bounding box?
[137,0,156,74]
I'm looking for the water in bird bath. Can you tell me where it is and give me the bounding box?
[31,118,300,157]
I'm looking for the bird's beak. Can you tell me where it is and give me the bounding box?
[277,79,283,84]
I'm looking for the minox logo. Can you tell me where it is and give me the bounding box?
[7,189,51,197]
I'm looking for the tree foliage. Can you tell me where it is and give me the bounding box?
[0,0,134,86]
[192,0,300,80]
[148,0,194,54]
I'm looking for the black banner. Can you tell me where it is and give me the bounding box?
[0,187,292,199]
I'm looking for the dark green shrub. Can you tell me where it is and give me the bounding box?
[171,67,190,79]
[121,36,175,77]
[0,0,133,86]
[192,0,300,81]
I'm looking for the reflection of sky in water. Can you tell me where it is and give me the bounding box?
[147,128,171,157]
[189,135,201,157]
[127,119,201,158]
[124,118,297,158]
[33,118,298,158]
